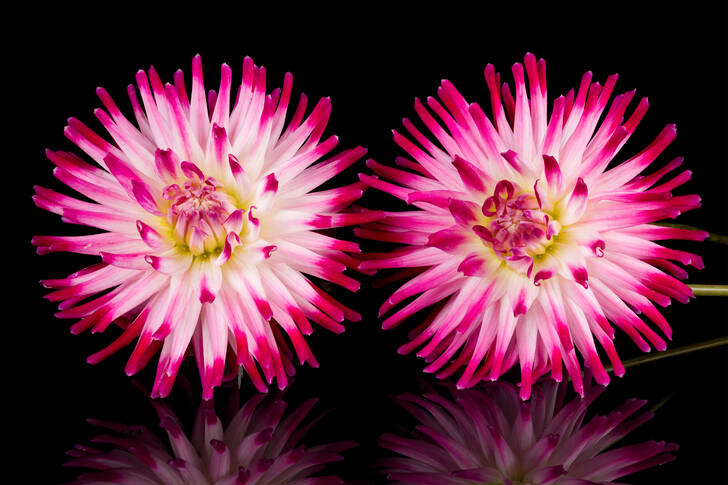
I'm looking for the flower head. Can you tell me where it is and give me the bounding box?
[67,391,355,484]
[380,378,678,484]
[359,53,706,399]
[33,55,370,398]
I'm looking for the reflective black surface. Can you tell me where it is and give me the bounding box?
[10,4,727,484]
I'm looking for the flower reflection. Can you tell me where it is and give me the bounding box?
[66,389,354,484]
[380,377,677,484]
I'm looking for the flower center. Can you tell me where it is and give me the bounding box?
[163,163,237,255]
[473,180,558,264]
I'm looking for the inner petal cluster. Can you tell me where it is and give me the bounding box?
[441,178,562,278]
[474,180,557,265]
[163,163,239,255]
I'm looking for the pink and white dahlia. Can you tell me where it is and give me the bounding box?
[67,393,354,484]
[359,53,706,399]
[380,378,678,484]
[33,55,369,398]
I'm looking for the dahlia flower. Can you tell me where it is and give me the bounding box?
[33,55,369,398]
[380,378,678,484]
[358,53,705,399]
[66,392,354,484]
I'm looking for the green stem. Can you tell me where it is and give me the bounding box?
[648,392,676,414]
[689,284,728,297]
[710,233,728,245]
[655,223,728,244]
[605,336,728,373]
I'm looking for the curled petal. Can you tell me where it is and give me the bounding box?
[154,148,180,180]
[145,251,193,274]
[449,199,480,226]
[427,228,468,252]
[131,180,163,216]
[137,221,172,250]
[457,253,487,276]
[180,161,204,181]
[452,155,487,192]
[542,154,563,191]
[223,209,245,235]
[561,177,588,224]
[215,233,241,266]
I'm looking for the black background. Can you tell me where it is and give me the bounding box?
[6,3,727,484]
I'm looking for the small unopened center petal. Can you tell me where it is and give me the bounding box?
[474,179,559,264]
[163,167,237,254]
